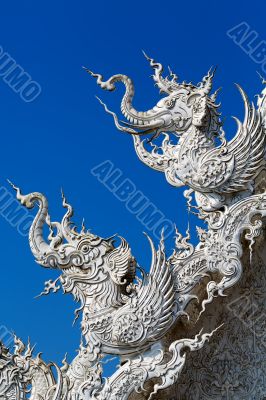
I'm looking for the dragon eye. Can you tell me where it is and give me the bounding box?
[165,98,176,109]
[81,245,90,253]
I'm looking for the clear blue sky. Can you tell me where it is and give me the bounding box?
[0,0,265,374]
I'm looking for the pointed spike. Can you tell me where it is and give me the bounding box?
[212,65,218,76]
[199,66,217,95]
[61,188,68,206]
[95,95,107,107]
[81,218,86,234]
[7,179,17,190]
[168,65,178,81]
[257,71,266,84]
[142,49,151,61]
[7,179,22,198]
[207,65,217,78]
[82,66,95,76]
[211,87,222,102]
[61,189,71,210]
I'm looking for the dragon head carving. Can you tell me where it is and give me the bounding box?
[9,184,179,355]
[9,183,136,315]
[84,52,220,139]
[85,55,266,212]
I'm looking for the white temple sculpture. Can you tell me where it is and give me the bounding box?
[1,54,266,399]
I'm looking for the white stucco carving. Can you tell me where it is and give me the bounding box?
[1,55,266,399]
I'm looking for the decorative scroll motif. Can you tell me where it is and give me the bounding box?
[0,331,216,400]
[163,229,266,400]
[1,57,266,399]
[86,53,266,211]
[89,329,219,400]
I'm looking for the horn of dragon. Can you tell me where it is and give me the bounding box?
[199,66,216,95]
[142,51,178,94]
[61,189,83,243]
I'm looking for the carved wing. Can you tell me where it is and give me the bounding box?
[113,234,175,345]
[198,85,265,193]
